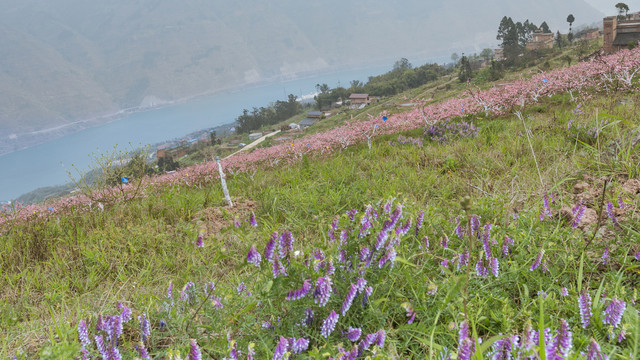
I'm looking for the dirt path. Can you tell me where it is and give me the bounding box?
[223,130,282,160]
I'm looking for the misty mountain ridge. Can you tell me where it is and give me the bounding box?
[0,0,603,154]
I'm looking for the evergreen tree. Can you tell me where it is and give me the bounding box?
[540,21,551,33]
[497,16,521,59]
[458,56,472,82]
[555,31,563,48]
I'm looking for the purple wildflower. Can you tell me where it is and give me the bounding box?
[560,287,569,297]
[211,295,223,309]
[249,212,257,227]
[482,224,492,259]
[618,327,627,343]
[457,321,475,360]
[360,247,370,262]
[361,333,377,351]
[530,250,545,271]
[167,282,173,300]
[455,216,464,239]
[383,199,393,214]
[441,235,449,249]
[196,235,204,248]
[303,308,314,327]
[502,236,514,256]
[540,193,552,220]
[247,343,256,360]
[375,229,389,252]
[272,257,287,278]
[264,234,278,262]
[572,203,586,228]
[328,228,335,243]
[138,313,150,342]
[603,298,626,329]
[557,319,573,358]
[491,336,513,360]
[423,236,430,252]
[362,286,373,307]
[108,346,122,360]
[234,217,241,228]
[237,282,246,295]
[379,248,397,269]
[579,292,593,328]
[314,277,333,307]
[326,259,335,275]
[78,319,90,348]
[415,210,425,236]
[321,311,339,338]
[189,339,202,360]
[95,335,108,359]
[137,342,150,360]
[273,337,289,360]
[538,290,548,299]
[346,327,362,342]
[247,245,262,267]
[606,201,619,227]
[618,194,624,209]
[375,330,386,348]
[602,247,610,265]
[287,279,312,301]
[360,216,372,238]
[341,283,359,315]
[455,250,470,272]
[348,209,358,221]
[438,258,449,275]
[489,257,499,277]
[181,282,195,302]
[204,281,216,299]
[476,259,488,277]
[470,215,481,238]
[292,338,309,353]
[117,302,132,323]
[585,338,607,360]
[279,231,294,259]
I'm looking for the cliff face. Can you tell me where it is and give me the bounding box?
[0,0,602,151]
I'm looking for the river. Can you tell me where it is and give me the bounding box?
[0,65,392,201]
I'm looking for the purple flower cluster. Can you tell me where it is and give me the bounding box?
[572,202,586,228]
[321,310,339,338]
[314,277,333,307]
[603,297,626,329]
[424,118,477,143]
[530,250,545,271]
[273,336,309,360]
[287,279,312,301]
[397,135,423,147]
[579,291,593,328]
[345,327,362,342]
[247,245,262,267]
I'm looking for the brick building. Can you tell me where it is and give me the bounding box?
[603,15,640,53]
[526,30,554,50]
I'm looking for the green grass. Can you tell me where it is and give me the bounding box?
[2,51,640,359]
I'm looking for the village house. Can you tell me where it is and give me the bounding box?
[156,143,188,161]
[525,30,554,50]
[603,14,640,53]
[298,118,318,128]
[306,111,323,119]
[349,93,370,107]
[578,29,600,41]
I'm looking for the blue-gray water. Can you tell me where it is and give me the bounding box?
[0,66,391,201]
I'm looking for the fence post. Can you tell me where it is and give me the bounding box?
[216,156,233,207]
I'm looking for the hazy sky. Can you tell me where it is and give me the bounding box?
[584,0,640,14]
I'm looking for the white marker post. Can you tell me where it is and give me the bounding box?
[216,156,233,207]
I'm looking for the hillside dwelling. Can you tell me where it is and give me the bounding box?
[307,111,323,118]
[603,15,640,53]
[299,118,318,128]
[349,93,370,107]
[578,29,600,40]
[249,132,262,140]
[494,48,504,61]
[526,30,554,50]
[157,144,187,161]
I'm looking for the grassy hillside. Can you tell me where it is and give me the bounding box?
[1,48,640,359]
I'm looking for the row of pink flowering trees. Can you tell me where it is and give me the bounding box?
[2,48,640,228]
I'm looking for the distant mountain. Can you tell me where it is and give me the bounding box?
[0,0,603,153]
